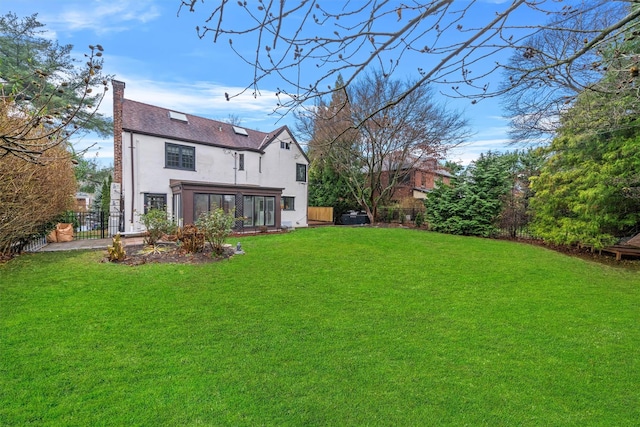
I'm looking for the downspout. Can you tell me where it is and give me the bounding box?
[129,132,135,227]
[234,152,237,185]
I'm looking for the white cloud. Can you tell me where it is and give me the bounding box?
[103,69,292,129]
[70,135,114,167]
[75,72,295,166]
[449,137,511,165]
[43,0,161,35]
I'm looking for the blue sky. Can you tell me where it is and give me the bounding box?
[4,0,527,167]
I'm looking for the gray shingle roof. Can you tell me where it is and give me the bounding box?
[121,99,287,152]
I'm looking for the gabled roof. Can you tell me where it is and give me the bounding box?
[122,99,279,152]
[381,154,452,177]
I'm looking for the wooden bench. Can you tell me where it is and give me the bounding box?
[601,234,640,260]
[600,245,640,261]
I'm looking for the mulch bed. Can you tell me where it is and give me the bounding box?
[104,242,237,266]
[503,237,640,270]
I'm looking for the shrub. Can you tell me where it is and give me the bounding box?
[415,211,425,228]
[196,208,236,255]
[0,115,76,254]
[107,234,126,262]
[139,209,175,246]
[178,224,205,253]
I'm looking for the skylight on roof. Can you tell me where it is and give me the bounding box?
[169,111,188,122]
[233,126,249,136]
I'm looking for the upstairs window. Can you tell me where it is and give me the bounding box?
[281,141,290,150]
[238,153,245,171]
[166,143,195,170]
[296,163,307,182]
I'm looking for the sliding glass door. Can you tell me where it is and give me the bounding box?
[243,195,275,227]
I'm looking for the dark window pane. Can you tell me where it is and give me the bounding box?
[296,163,307,182]
[166,145,180,168]
[194,194,209,219]
[166,143,195,170]
[266,197,275,226]
[281,197,294,210]
[244,196,254,226]
[144,193,167,214]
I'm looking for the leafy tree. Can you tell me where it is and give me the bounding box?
[443,160,464,176]
[0,12,111,162]
[526,14,640,249]
[308,161,358,220]
[179,1,639,129]
[100,175,113,217]
[529,128,640,249]
[425,152,515,237]
[73,155,113,194]
[557,29,640,139]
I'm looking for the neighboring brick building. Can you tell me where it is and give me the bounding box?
[384,158,453,203]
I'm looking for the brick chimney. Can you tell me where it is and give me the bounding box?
[112,80,125,184]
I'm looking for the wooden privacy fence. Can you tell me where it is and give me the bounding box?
[308,206,334,222]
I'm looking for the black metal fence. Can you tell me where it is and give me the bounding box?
[67,211,125,240]
[375,207,425,224]
[7,211,124,254]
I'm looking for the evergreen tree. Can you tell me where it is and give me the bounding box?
[527,16,640,249]
[425,152,516,237]
[529,128,640,248]
[0,12,111,161]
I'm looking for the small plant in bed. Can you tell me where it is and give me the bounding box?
[195,208,236,256]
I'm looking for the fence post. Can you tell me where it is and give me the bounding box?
[100,211,105,239]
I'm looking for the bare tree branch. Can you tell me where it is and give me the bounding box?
[179,0,639,129]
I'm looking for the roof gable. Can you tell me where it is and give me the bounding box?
[260,125,310,163]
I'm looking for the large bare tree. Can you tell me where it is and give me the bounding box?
[298,71,468,222]
[178,0,640,129]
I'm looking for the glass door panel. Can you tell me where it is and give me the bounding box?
[266,197,275,226]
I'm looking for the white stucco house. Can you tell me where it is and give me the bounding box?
[111,80,309,233]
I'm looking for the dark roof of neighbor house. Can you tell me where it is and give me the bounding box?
[432,168,454,178]
[121,99,289,152]
[381,156,453,178]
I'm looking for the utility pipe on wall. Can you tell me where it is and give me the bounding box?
[129,132,135,226]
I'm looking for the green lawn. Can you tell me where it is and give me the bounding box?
[1,227,639,426]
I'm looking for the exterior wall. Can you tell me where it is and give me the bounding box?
[386,168,452,203]
[260,131,308,228]
[121,129,308,231]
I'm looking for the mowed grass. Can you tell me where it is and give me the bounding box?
[1,227,639,426]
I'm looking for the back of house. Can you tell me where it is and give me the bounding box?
[111,80,309,233]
